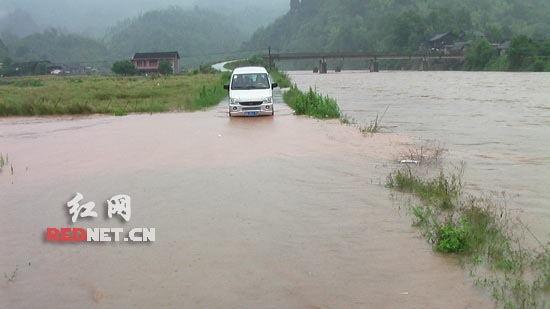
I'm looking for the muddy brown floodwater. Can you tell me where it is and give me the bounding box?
[2,90,492,308]
[289,70,550,244]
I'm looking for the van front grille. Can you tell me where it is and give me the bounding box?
[240,101,263,106]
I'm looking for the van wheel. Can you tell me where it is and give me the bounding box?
[271,107,275,116]
[229,109,232,117]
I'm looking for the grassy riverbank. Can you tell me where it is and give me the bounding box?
[0,73,229,116]
[283,85,341,119]
[387,163,550,307]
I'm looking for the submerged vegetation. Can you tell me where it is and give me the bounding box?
[0,153,5,172]
[0,152,13,175]
[387,161,550,307]
[0,73,228,116]
[283,84,341,119]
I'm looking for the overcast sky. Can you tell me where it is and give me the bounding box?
[0,0,288,37]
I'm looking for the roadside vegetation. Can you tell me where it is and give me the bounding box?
[283,84,341,119]
[0,73,228,116]
[386,152,550,307]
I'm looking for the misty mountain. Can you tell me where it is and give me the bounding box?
[0,9,40,38]
[5,6,254,68]
[0,38,7,58]
[10,28,109,64]
[104,7,247,66]
[0,0,288,37]
[244,0,550,53]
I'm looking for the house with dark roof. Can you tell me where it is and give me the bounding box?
[132,51,180,74]
[444,41,472,55]
[497,40,512,56]
[13,60,52,75]
[428,32,458,51]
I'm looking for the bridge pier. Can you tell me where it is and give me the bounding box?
[319,59,327,74]
[420,58,429,71]
[369,59,379,72]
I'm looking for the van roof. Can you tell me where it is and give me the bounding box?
[232,66,268,74]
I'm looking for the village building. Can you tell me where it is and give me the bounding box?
[444,41,472,55]
[498,40,511,56]
[132,51,180,74]
[13,60,51,75]
[428,32,458,51]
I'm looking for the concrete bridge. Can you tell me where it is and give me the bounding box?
[262,51,464,73]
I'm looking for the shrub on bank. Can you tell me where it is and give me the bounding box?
[283,84,341,119]
[112,61,137,76]
[158,60,173,75]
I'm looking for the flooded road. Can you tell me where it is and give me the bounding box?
[0,93,491,307]
[289,70,550,242]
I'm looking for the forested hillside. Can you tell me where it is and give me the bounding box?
[0,9,40,39]
[104,7,246,66]
[0,0,287,38]
[244,0,550,53]
[0,39,7,58]
[10,29,109,64]
[2,7,247,68]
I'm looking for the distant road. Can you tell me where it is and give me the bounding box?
[211,60,242,72]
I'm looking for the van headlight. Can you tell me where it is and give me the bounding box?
[230,98,239,105]
[263,97,273,104]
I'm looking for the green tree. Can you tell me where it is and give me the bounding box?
[1,57,15,76]
[158,60,173,75]
[485,24,503,43]
[0,39,7,58]
[391,10,426,52]
[508,35,537,70]
[35,63,47,75]
[464,39,497,70]
[112,61,137,76]
[539,41,550,57]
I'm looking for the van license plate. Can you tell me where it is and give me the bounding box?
[244,111,259,116]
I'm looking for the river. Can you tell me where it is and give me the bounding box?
[288,70,550,242]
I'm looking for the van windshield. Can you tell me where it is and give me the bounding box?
[231,73,270,90]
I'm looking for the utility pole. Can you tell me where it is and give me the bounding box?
[268,46,272,71]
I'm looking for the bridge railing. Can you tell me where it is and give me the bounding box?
[262,52,463,61]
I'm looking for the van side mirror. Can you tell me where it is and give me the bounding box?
[224,84,229,90]
[271,83,278,89]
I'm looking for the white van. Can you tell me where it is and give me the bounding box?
[224,67,278,117]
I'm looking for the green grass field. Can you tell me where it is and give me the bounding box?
[0,73,229,116]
